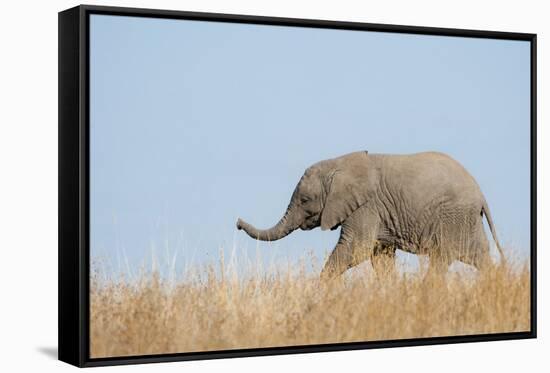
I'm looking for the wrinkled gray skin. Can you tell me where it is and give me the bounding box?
[236,151,504,279]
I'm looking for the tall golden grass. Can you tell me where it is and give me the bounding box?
[90,255,530,358]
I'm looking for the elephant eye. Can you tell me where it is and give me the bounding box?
[300,197,310,204]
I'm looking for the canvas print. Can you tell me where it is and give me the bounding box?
[89,14,531,358]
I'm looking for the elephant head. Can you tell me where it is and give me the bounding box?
[236,151,370,241]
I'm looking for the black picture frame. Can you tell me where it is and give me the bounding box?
[58,4,537,368]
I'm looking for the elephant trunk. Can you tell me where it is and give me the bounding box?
[236,205,300,242]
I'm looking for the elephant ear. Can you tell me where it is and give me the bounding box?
[320,151,369,231]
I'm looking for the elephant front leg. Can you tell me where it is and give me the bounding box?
[320,240,355,281]
[320,208,380,280]
[371,242,396,278]
[320,223,376,280]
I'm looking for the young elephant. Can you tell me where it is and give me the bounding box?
[236,151,504,279]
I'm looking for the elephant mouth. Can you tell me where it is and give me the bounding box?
[300,214,320,230]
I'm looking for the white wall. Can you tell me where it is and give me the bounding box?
[0,0,546,371]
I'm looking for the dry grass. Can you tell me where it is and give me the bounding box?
[90,256,530,358]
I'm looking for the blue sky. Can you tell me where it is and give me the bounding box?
[89,14,531,276]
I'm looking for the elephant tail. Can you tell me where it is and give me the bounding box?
[481,201,506,265]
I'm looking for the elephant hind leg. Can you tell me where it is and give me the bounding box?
[460,246,492,271]
[459,224,493,271]
[425,251,453,279]
[471,251,492,271]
